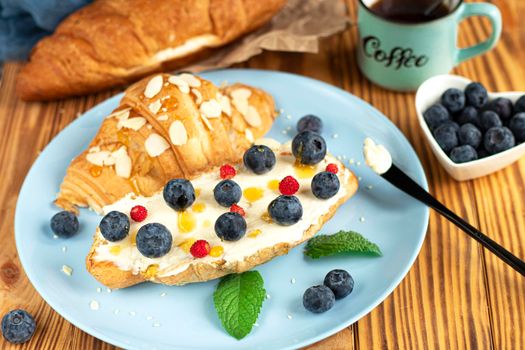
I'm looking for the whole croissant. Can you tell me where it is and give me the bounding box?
[55,73,276,213]
[16,0,287,101]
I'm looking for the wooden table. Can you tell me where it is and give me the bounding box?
[1,0,524,349]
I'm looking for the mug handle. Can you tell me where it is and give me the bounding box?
[454,2,502,65]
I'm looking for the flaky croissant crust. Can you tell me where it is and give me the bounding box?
[56,73,276,213]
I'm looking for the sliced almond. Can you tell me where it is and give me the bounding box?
[108,108,131,120]
[168,76,190,94]
[157,114,169,121]
[149,100,162,114]
[86,150,115,166]
[119,117,147,131]
[191,88,203,105]
[179,73,201,88]
[230,88,252,101]
[201,114,214,130]
[145,133,170,157]
[169,121,188,146]
[112,146,132,178]
[217,93,232,116]
[200,99,222,119]
[231,95,249,116]
[144,75,163,98]
[245,129,254,143]
[244,106,262,127]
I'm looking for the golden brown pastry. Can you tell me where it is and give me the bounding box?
[16,0,287,101]
[86,141,358,289]
[55,73,276,213]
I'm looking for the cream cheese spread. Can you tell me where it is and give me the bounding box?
[363,137,392,175]
[94,139,352,278]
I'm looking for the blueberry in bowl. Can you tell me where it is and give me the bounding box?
[416,74,525,180]
[464,82,488,108]
[433,123,458,153]
[484,127,515,155]
[423,104,450,131]
[450,145,478,164]
[441,88,465,114]
[458,123,482,149]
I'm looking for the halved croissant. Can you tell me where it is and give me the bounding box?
[55,73,276,213]
[16,0,287,101]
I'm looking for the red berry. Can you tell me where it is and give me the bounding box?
[220,164,236,179]
[130,205,147,222]
[230,204,246,217]
[279,176,300,195]
[326,163,338,174]
[190,240,210,258]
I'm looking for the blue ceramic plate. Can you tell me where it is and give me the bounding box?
[15,69,429,350]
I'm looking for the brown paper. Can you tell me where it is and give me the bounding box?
[185,0,351,72]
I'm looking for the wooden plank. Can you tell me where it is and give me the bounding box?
[1,0,524,349]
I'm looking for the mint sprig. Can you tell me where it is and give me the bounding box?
[213,271,266,340]
[305,230,382,259]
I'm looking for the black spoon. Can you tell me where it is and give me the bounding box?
[381,163,525,276]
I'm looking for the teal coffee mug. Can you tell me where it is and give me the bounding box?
[357,0,502,91]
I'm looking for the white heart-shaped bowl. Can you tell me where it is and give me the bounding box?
[415,74,525,181]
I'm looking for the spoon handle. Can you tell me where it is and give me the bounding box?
[383,165,525,276]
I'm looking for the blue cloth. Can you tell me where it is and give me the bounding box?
[0,0,92,61]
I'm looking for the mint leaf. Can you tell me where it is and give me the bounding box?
[305,230,382,259]
[213,271,266,340]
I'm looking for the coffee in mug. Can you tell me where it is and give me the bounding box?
[356,0,502,91]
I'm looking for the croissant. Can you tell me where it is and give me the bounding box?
[56,73,276,213]
[16,0,287,101]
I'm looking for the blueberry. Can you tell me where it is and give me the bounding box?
[441,88,466,114]
[311,171,340,199]
[433,123,458,153]
[480,110,502,131]
[484,127,516,154]
[297,114,323,133]
[515,95,525,113]
[303,285,335,313]
[214,212,247,241]
[458,123,482,148]
[484,97,514,120]
[450,145,478,163]
[478,148,489,159]
[50,211,79,238]
[213,179,241,207]
[456,106,479,127]
[292,131,327,165]
[324,269,354,299]
[163,179,195,211]
[442,121,460,133]
[243,145,276,174]
[464,82,488,108]
[268,195,303,225]
[1,309,36,344]
[423,104,450,131]
[136,223,172,258]
[99,211,129,242]
[509,113,525,142]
